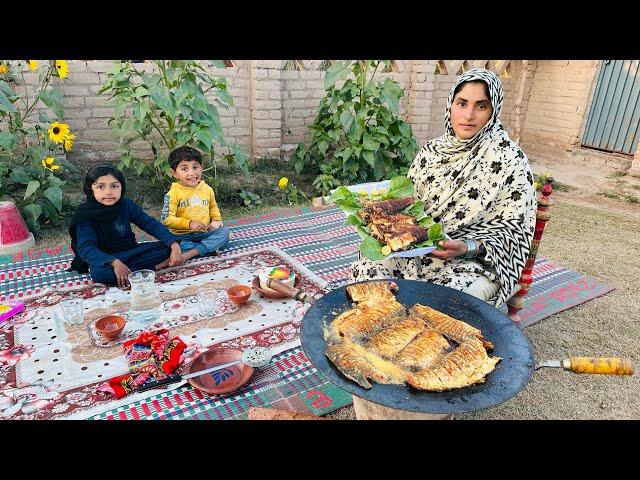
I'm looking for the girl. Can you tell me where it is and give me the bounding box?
[69,165,184,287]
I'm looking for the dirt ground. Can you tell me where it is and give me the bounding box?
[326,157,640,420]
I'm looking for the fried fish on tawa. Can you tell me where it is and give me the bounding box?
[407,338,501,391]
[333,302,405,339]
[345,281,399,303]
[396,328,451,370]
[326,341,406,389]
[409,304,494,350]
[367,317,425,359]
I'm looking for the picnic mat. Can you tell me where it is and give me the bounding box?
[0,206,614,419]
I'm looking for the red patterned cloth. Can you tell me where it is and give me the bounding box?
[97,329,186,399]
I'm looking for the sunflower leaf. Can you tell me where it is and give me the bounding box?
[39,89,64,120]
[24,180,40,200]
[148,84,176,118]
[43,186,63,211]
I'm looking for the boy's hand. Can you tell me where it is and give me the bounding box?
[208,220,223,231]
[111,259,131,288]
[189,220,208,231]
[169,242,184,267]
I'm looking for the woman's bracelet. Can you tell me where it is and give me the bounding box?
[463,239,479,259]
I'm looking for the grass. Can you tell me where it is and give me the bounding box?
[608,170,629,178]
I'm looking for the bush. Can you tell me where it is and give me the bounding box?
[0,60,77,232]
[99,60,249,189]
[294,60,418,195]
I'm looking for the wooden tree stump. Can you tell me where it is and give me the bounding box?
[352,396,453,420]
[507,178,554,324]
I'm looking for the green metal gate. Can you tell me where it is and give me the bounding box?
[582,60,640,155]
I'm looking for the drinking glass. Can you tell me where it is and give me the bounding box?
[197,289,218,318]
[60,298,84,325]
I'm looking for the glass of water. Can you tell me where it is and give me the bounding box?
[60,297,84,325]
[197,289,218,318]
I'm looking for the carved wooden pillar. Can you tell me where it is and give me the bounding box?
[507,178,554,324]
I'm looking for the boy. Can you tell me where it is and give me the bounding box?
[161,146,230,262]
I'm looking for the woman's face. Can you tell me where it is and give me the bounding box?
[91,174,122,205]
[450,81,493,140]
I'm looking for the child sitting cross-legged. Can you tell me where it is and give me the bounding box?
[161,146,231,262]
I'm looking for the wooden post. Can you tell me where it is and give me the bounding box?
[507,178,554,324]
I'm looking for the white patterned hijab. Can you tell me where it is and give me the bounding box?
[407,68,537,306]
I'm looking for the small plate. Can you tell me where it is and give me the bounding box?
[252,276,300,299]
[187,348,254,395]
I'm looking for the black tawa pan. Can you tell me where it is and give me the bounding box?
[300,279,535,414]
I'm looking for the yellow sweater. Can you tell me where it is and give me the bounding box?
[161,181,222,234]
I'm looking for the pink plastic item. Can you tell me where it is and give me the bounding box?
[0,201,35,255]
[0,301,25,323]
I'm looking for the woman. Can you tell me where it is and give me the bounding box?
[351,68,537,308]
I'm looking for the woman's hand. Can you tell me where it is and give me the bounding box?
[168,242,184,267]
[428,239,468,260]
[208,220,223,231]
[111,259,131,288]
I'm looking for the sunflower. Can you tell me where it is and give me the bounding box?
[0,64,7,75]
[42,156,60,171]
[54,60,68,79]
[48,122,70,144]
[28,60,38,71]
[63,133,76,152]
[278,177,289,189]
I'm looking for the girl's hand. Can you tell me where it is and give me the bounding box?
[208,220,223,231]
[112,259,131,288]
[428,240,468,260]
[189,220,208,231]
[168,242,184,267]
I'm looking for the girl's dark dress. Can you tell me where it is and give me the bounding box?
[72,198,178,285]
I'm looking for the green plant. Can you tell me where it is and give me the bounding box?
[278,176,309,205]
[0,60,75,232]
[294,60,418,194]
[98,60,248,188]
[238,190,262,209]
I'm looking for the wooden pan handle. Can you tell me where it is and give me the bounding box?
[562,357,634,375]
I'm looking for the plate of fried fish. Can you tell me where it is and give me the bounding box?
[300,280,534,414]
[329,177,448,261]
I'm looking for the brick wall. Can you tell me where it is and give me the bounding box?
[519,60,601,163]
[10,59,637,173]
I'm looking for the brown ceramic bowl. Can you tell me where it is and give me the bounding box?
[226,285,251,306]
[187,348,255,395]
[95,315,126,341]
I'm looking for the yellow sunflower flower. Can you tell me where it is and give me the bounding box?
[28,60,38,71]
[48,122,70,144]
[42,156,60,171]
[63,133,76,152]
[0,64,7,75]
[55,60,68,79]
[278,177,289,189]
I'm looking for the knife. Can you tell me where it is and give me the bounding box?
[535,357,634,375]
[136,359,241,392]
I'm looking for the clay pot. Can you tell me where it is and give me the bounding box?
[226,285,251,306]
[95,315,126,341]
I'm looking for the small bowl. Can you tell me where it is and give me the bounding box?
[226,285,252,306]
[95,315,126,340]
